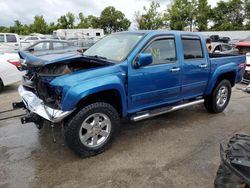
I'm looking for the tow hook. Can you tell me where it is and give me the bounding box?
[21,113,43,129]
[12,101,26,109]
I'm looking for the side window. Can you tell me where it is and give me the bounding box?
[214,45,222,52]
[222,44,232,51]
[53,42,64,50]
[25,37,31,41]
[182,37,204,59]
[0,35,4,43]
[31,37,38,40]
[32,42,50,51]
[6,35,17,43]
[142,38,177,65]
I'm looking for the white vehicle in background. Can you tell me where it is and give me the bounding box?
[0,52,23,90]
[0,33,20,53]
[20,35,47,49]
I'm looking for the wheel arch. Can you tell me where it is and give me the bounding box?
[76,89,125,117]
[205,66,236,96]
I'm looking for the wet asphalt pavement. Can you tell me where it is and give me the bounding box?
[1,83,250,188]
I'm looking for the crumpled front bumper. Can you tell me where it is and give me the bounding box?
[18,85,73,123]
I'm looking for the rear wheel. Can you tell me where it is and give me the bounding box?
[64,102,120,157]
[204,79,231,113]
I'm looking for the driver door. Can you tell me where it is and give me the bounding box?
[127,35,182,113]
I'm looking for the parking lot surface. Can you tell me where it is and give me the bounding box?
[0,83,250,188]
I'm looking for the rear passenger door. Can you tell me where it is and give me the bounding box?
[181,35,210,98]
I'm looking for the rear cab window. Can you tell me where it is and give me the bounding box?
[181,35,204,60]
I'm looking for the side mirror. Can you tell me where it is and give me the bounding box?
[214,50,221,54]
[134,53,153,68]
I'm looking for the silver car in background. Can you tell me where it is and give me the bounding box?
[211,42,239,55]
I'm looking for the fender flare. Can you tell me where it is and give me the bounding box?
[205,62,237,95]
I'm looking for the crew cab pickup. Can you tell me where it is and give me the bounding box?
[16,31,246,157]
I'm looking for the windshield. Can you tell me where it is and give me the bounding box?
[84,33,144,62]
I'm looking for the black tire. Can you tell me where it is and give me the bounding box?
[64,102,120,157]
[214,164,245,188]
[204,79,231,113]
[0,78,4,91]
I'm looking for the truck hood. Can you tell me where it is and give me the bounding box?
[19,51,83,67]
[50,64,125,89]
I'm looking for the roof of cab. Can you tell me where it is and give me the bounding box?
[115,30,204,37]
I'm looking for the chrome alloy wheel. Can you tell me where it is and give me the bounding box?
[79,113,111,147]
[216,86,228,108]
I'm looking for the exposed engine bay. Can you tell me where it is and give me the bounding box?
[21,56,111,109]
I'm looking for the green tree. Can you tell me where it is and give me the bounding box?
[135,1,164,30]
[12,20,23,34]
[195,0,211,31]
[99,6,131,33]
[166,0,195,30]
[211,0,244,31]
[47,22,58,33]
[0,26,10,33]
[21,24,31,35]
[78,13,92,28]
[58,12,75,29]
[87,15,100,28]
[244,0,250,29]
[30,16,48,34]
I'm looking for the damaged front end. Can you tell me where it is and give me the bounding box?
[16,51,113,125]
[18,85,73,123]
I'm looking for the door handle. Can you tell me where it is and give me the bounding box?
[170,67,180,72]
[199,64,208,68]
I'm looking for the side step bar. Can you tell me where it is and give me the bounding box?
[131,99,204,122]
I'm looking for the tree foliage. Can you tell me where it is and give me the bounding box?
[245,0,250,29]
[30,16,47,34]
[135,1,164,30]
[210,0,244,31]
[58,12,75,29]
[78,13,100,29]
[98,6,131,33]
[165,0,193,30]
[195,0,211,31]
[1,1,250,35]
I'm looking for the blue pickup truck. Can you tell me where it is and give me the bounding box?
[16,30,246,157]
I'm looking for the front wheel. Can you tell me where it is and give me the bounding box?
[64,102,120,157]
[204,79,232,113]
[0,78,4,91]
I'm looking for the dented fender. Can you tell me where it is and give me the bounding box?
[52,73,128,117]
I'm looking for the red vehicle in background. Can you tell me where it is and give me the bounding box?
[235,39,250,83]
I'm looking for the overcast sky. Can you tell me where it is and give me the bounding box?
[0,0,221,27]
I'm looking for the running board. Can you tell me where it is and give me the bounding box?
[130,99,204,122]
